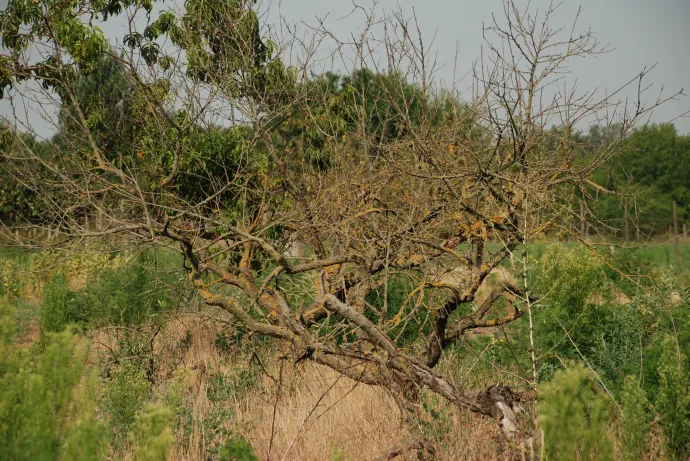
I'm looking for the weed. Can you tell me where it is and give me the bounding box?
[130,404,174,461]
[655,337,690,460]
[538,364,613,461]
[219,438,258,461]
[620,375,651,461]
[101,361,152,440]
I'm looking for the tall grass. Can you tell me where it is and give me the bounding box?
[3,242,690,460]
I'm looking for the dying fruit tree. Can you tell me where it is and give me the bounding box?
[0,0,676,439]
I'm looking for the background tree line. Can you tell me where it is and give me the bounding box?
[2,55,687,240]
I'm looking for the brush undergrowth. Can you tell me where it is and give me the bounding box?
[2,242,690,460]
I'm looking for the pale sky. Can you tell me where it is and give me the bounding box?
[1,0,689,135]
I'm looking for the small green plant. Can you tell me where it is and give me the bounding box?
[655,337,690,460]
[0,301,101,461]
[538,364,613,461]
[101,361,152,439]
[61,370,108,461]
[329,447,348,461]
[130,404,174,461]
[620,375,651,461]
[219,437,258,461]
[40,273,89,339]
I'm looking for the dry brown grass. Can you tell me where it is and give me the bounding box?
[233,362,521,461]
[91,311,522,460]
[93,311,672,461]
[236,362,410,460]
[91,312,521,460]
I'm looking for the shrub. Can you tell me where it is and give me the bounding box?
[61,370,108,461]
[114,330,156,380]
[129,404,174,461]
[38,328,87,419]
[40,273,89,339]
[0,301,100,460]
[364,274,434,348]
[655,337,690,460]
[537,243,606,309]
[620,375,651,461]
[538,364,613,461]
[101,361,152,439]
[521,244,617,381]
[0,256,23,299]
[219,438,258,461]
[85,249,183,327]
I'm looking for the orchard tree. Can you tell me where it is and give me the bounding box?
[0,0,678,448]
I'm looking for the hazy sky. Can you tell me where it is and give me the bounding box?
[1,0,689,135]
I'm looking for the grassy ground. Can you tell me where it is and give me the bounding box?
[1,241,688,460]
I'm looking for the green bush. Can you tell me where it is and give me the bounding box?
[655,337,690,460]
[219,438,258,461]
[114,330,157,380]
[61,370,108,461]
[537,243,607,308]
[620,375,651,461]
[508,244,616,382]
[129,404,174,461]
[538,364,613,461]
[101,361,152,439]
[0,301,105,461]
[83,249,185,327]
[0,256,23,299]
[364,274,434,348]
[40,273,89,339]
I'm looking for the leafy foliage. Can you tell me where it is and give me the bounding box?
[60,371,107,461]
[655,337,690,460]
[538,364,613,461]
[101,361,152,439]
[528,244,611,379]
[129,404,174,461]
[219,438,258,461]
[40,273,89,338]
[0,301,106,460]
[84,249,181,327]
[587,124,690,236]
[620,375,651,461]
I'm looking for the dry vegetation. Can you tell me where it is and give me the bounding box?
[92,313,515,461]
[1,0,690,459]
